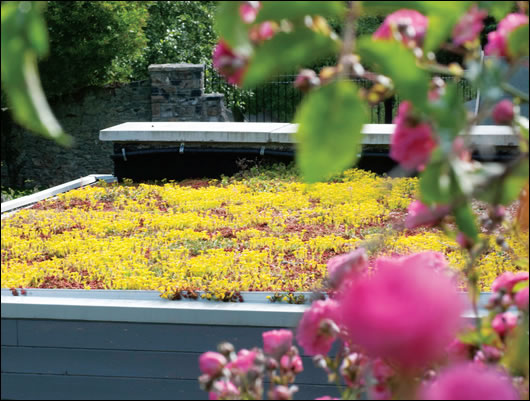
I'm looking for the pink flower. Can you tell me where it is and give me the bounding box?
[375,252,449,274]
[315,397,340,400]
[262,329,293,358]
[340,254,463,369]
[374,9,428,47]
[199,352,227,376]
[373,358,394,382]
[270,385,294,400]
[390,101,437,171]
[326,248,368,289]
[492,272,530,293]
[485,13,529,59]
[296,299,341,356]
[446,338,473,361]
[249,21,277,42]
[515,287,529,310]
[370,384,392,400]
[293,69,320,93]
[226,349,257,373]
[405,200,450,229]
[239,1,260,24]
[212,40,248,86]
[456,232,474,250]
[421,363,520,400]
[452,136,472,162]
[492,100,515,125]
[452,5,488,45]
[209,380,240,400]
[280,354,303,374]
[482,345,503,362]
[492,312,519,337]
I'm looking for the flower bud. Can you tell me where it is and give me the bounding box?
[262,329,293,359]
[270,385,291,400]
[293,69,320,93]
[199,352,227,376]
[218,342,235,357]
[492,100,515,125]
[239,1,260,24]
[491,312,518,337]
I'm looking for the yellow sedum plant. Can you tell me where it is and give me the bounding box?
[1,169,527,298]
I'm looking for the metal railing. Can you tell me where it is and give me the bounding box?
[207,68,477,123]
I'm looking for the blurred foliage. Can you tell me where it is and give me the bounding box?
[1,1,69,144]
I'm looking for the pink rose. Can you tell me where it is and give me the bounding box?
[262,329,293,358]
[485,13,529,59]
[212,40,248,86]
[375,252,448,274]
[209,380,240,400]
[296,299,341,356]
[492,312,519,337]
[374,9,428,47]
[239,1,260,24]
[452,5,488,45]
[326,248,368,289]
[199,352,227,376]
[515,287,529,310]
[405,200,450,229]
[226,349,257,373]
[421,363,520,400]
[340,253,463,369]
[492,100,515,125]
[492,271,530,293]
[279,354,303,374]
[390,101,437,171]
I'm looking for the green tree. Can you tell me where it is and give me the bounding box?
[39,1,149,98]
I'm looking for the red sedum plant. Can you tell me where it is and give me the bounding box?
[202,1,529,399]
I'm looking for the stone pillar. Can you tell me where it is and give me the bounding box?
[148,64,205,122]
[148,63,233,122]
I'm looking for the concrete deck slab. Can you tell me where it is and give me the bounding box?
[100,122,519,147]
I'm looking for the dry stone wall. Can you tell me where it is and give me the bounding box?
[1,64,231,189]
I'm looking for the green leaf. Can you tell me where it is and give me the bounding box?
[429,83,467,151]
[423,2,472,53]
[357,37,430,111]
[454,203,479,242]
[458,326,497,345]
[243,28,340,88]
[295,81,369,183]
[1,1,70,146]
[478,1,516,21]
[255,1,345,23]
[507,23,529,59]
[476,159,529,205]
[419,153,454,205]
[214,1,252,51]
[513,280,529,293]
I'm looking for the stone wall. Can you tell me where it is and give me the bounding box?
[1,64,231,189]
